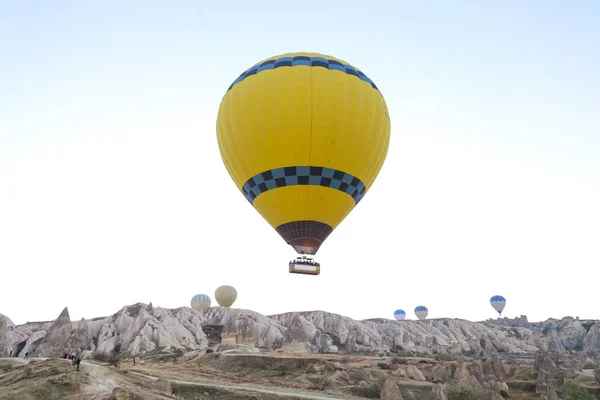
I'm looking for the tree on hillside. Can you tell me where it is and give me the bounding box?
[172,348,184,363]
[108,343,122,368]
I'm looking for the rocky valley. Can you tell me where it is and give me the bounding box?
[1,304,600,399]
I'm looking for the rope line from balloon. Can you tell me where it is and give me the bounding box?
[241,166,367,205]
[226,55,381,95]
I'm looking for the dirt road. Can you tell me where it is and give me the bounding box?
[128,370,349,400]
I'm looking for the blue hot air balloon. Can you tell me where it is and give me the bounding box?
[490,295,506,315]
[393,309,406,321]
[414,306,428,320]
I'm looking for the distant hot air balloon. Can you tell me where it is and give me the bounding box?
[490,295,506,315]
[393,309,406,321]
[215,285,237,308]
[415,306,428,320]
[190,294,211,310]
[216,52,391,273]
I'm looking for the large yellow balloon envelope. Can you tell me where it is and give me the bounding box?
[217,52,391,255]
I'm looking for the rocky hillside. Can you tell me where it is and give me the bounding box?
[2,303,600,361]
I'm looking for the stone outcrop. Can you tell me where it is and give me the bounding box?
[32,307,73,357]
[201,307,284,348]
[0,313,15,328]
[534,351,565,397]
[488,316,600,354]
[0,319,29,357]
[583,323,600,350]
[486,315,531,328]
[381,373,403,399]
[4,304,600,360]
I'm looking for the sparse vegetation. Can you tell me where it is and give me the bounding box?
[445,385,485,400]
[347,367,370,384]
[92,350,108,362]
[352,374,387,398]
[561,380,597,400]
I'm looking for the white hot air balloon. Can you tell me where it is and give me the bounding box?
[414,306,428,320]
[393,309,406,321]
[190,294,211,310]
[490,295,506,315]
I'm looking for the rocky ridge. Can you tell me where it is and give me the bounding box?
[2,304,600,362]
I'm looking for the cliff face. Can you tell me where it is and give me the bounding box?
[2,304,600,360]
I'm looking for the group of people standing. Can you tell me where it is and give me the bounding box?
[64,351,81,372]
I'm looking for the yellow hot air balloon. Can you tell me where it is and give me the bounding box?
[215,285,237,308]
[217,52,391,269]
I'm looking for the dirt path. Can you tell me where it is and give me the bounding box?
[581,369,595,378]
[128,370,349,400]
[79,360,119,397]
[50,358,120,399]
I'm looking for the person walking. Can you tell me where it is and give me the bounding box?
[75,358,81,372]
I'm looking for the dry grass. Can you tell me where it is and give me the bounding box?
[0,358,85,400]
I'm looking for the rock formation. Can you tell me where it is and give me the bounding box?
[35,307,74,357]
[534,351,565,398]
[3,303,600,362]
[0,313,15,328]
[381,373,403,399]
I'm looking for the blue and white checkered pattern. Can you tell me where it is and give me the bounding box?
[227,55,381,94]
[242,166,366,205]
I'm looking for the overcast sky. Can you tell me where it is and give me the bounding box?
[1,1,599,325]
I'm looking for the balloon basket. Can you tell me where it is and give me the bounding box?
[289,256,320,276]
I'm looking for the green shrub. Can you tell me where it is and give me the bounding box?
[562,380,596,400]
[92,351,107,362]
[353,374,387,398]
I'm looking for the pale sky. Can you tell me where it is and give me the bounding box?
[1,1,599,325]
